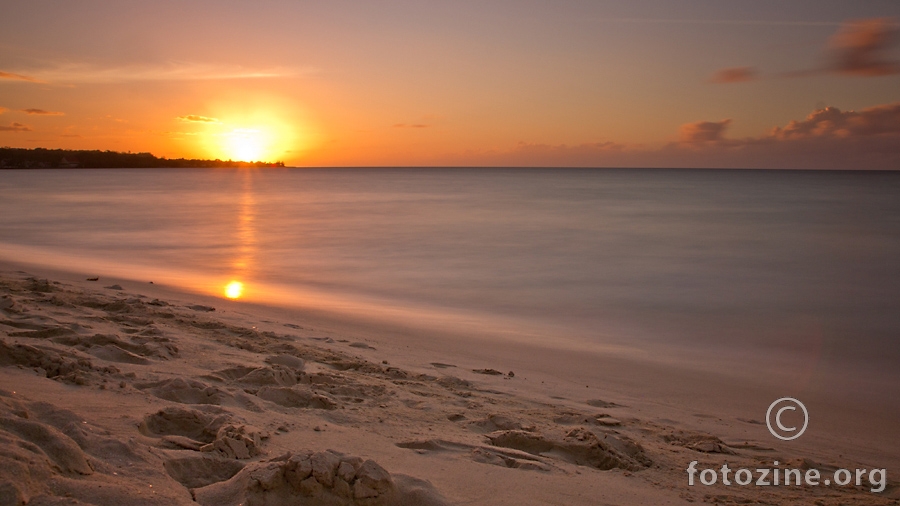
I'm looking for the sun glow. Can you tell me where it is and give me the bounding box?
[224,281,244,299]
[224,128,267,162]
[189,99,309,163]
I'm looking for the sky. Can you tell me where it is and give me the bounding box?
[1,0,899,168]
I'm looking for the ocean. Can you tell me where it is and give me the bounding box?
[2,167,899,410]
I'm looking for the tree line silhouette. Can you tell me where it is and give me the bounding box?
[0,148,286,169]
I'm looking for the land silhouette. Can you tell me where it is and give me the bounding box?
[0,147,285,169]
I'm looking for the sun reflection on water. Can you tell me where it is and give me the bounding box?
[223,170,257,300]
[224,280,244,299]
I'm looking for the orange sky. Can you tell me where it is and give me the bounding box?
[1,1,899,168]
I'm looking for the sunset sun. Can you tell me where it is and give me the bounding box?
[192,104,303,163]
[223,128,268,162]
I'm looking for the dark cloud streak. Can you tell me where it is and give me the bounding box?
[679,120,732,143]
[709,66,758,84]
[22,108,65,116]
[828,18,900,76]
[0,122,33,132]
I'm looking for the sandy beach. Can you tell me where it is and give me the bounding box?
[1,262,897,505]
[4,0,900,501]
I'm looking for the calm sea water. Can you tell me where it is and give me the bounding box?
[2,168,899,398]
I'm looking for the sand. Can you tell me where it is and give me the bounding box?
[0,264,897,505]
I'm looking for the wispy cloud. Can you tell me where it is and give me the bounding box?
[21,108,65,116]
[828,18,900,76]
[708,66,758,84]
[178,115,220,123]
[15,61,313,84]
[597,18,846,27]
[393,123,430,128]
[0,70,43,83]
[0,122,32,132]
[0,107,7,115]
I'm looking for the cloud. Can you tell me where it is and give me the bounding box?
[178,115,219,123]
[660,102,900,169]
[679,119,732,143]
[768,103,900,139]
[709,66,758,84]
[0,122,32,132]
[727,18,900,80]
[0,107,6,115]
[393,123,429,128]
[8,62,313,85]
[597,18,843,28]
[21,108,65,116]
[828,18,900,76]
[0,71,42,83]
[446,103,900,169]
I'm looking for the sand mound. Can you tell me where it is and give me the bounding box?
[468,413,535,433]
[87,344,151,364]
[7,326,78,339]
[486,428,650,471]
[51,333,178,361]
[264,354,305,371]
[200,423,265,459]
[397,439,552,472]
[0,437,61,505]
[0,415,93,476]
[137,378,230,405]
[140,406,229,443]
[163,454,245,489]
[255,386,338,409]
[26,278,54,293]
[468,447,551,471]
[236,366,299,387]
[193,451,447,506]
[0,339,114,385]
[662,429,736,454]
[0,295,14,311]
[140,406,264,459]
[585,399,623,408]
[0,396,95,504]
[206,366,258,382]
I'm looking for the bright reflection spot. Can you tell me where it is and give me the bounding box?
[224,281,244,299]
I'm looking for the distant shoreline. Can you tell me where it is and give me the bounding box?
[0,147,285,169]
